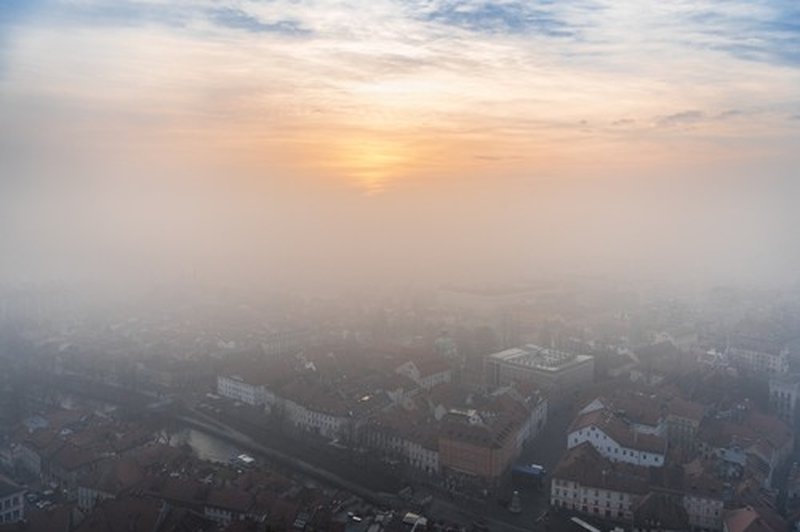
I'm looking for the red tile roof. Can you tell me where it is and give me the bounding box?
[570,409,667,455]
[553,443,649,494]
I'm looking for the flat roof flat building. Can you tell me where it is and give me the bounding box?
[486,344,594,399]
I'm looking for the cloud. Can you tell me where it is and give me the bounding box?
[656,110,706,127]
[0,0,798,192]
[717,109,744,120]
[417,1,577,36]
[208,7,310,35]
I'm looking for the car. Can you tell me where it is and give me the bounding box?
[347,511,363,522]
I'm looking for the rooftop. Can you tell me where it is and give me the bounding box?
[569,409,667,455]
[489,344,593,372]
[552,443,650,494]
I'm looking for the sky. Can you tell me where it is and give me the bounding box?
[1,0,799,292]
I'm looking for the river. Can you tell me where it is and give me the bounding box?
[166,427,241,463]
[57,392,241,464]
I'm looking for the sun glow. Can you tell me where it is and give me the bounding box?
[338,137,415,192]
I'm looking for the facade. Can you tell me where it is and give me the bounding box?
[216,375,268,407]
[769,374,800,426]
[568,410,667,467]
[361,416,440,475]
[281,398,350,440]
[684,491,724,531]
[632,492,690,532]
[203,489,253,526]
[725,339,789,376]
[519,391,548,443]
[550,444,648,522]
[438,410,522,481]
[664,396,705,449]
[0,476,24,525]
[551,444,724,531]
[486,344,594,399]
[261,328,313,358]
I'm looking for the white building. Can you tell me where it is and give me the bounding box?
[282,398,350,440]
[550,444,647,522]
[552,444,723,530]
[395,360,453,390]
[726,340,789,375]
[568,409,666,468]
[0,476,24,525]
[216,375,268,407]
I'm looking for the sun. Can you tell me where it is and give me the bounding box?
[339,137,413,192]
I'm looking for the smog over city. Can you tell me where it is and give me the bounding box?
[0,2,799,531]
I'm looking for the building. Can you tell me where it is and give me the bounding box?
[438,409,523,481]
[551,444,725,530]
[501,383,548,444]
[77,457,145,512]
[632,491,690,532]
[281,397,350,440]
[726,338,789,376]
[261,328,314,358]
[568,409,667,467]
[47,442,104,498]
[0,476,24,525]
[275,378,359,441]
[664,396,706,449]
[550,443,649,522]
[697,407,793,489]
[723,505,787,532]
[769,374,800,426]
[579,393,664,436]
[680,461,726,531]
[486,344,594,399]
[203,488,254,526]
[395,359,453,390]
[217,375,269,407]
[361,409,440,475]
